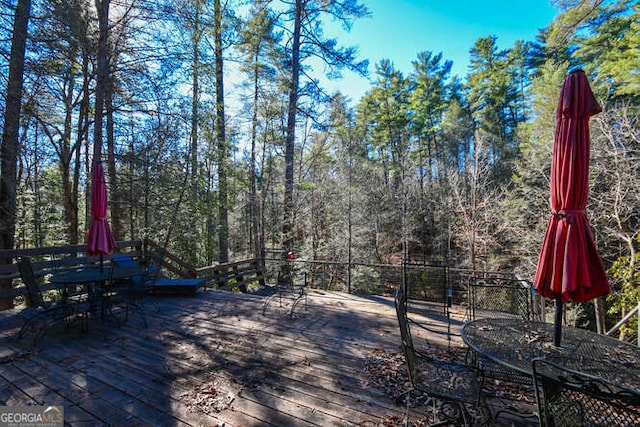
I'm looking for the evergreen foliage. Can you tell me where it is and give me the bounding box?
[0,0,638,328]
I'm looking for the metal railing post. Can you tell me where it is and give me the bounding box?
[605,301,640,346]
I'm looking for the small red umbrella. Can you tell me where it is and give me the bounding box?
[87,161,117,270]
[533,70,610,347]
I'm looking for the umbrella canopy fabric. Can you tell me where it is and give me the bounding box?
[87,162,117,256]
[533,70,610,304]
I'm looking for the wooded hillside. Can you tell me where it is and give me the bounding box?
[0,1,638,323]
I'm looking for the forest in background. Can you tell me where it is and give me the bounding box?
[0,0,638,323]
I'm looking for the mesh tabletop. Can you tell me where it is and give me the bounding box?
[462,318,640,393]
[49,266,144,285]
[49,268,110,284]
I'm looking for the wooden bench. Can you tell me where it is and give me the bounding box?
[196,259,265,293]
[109,252,206,296]
[149,278,207,296]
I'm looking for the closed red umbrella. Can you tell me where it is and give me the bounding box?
[87,161,116,269]
[533,70,610,347]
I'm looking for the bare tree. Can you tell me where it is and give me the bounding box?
[281,0,368,252]
[591,101,640,336]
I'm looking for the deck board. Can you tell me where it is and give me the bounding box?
[0,289,482,426]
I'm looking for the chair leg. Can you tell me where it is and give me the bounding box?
[137,298,148,328]
[398,388,411,426]
[428,399,466,426]
[127,292,148,328]
[458,401,470,426]
[82,310,89,332]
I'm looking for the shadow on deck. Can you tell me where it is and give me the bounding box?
[0,290,534,426]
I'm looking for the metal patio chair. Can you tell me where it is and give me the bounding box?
[395,280,488,426]
[533,357,640,427]
[263,261,307,318]
[17,256,87,342]
[104,255,159,327]
[466,274,537,419]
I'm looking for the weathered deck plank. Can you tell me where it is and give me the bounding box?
[2,290,430,426]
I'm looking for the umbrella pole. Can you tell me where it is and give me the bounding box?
[554,297,563,347]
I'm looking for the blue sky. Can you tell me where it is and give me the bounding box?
[321,0,559,103]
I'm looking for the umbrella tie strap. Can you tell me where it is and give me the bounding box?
[552,209,584,219]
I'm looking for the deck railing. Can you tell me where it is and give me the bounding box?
[3,244,636,346]
[9,245,630,342]
[606,301,640,347]
[263,257,536,319]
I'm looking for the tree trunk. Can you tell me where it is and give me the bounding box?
[214,0,229,263]
[93,0,109,162]
[76,42,90,233]
[250,38,261,260]
[593,297,606,334]
[62,67,79,244]
[106,75,120,241]
[191,2,200,179]
[0,0,31,309]
[283,0,302,252]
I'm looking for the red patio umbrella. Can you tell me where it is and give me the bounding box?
[87,161,117,270]
[533,70,610,347]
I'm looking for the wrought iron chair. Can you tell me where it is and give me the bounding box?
[395,280,487,426]
[263,260,307,318]
[465,274,538,421]
[465,277,533,373]
[533,357,640,427]
[104,255,159,327]
[17,256,87,341]
[142,247,165,279]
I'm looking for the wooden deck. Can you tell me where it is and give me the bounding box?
[0,289,530,426]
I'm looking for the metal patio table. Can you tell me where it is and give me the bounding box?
[49,265,144,287]
[49,266,111,286]
[50,266,144,320]
[462,317,640,393]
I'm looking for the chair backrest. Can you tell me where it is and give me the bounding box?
[147,246,165,268]
[276,261,296,290]
[533,357,640,427]
[111,254,158,288]
[110,255,141,288]
[17,256,44,308]
[111,255,139,269]
[394,280,418,387]
[468,275,533,321]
